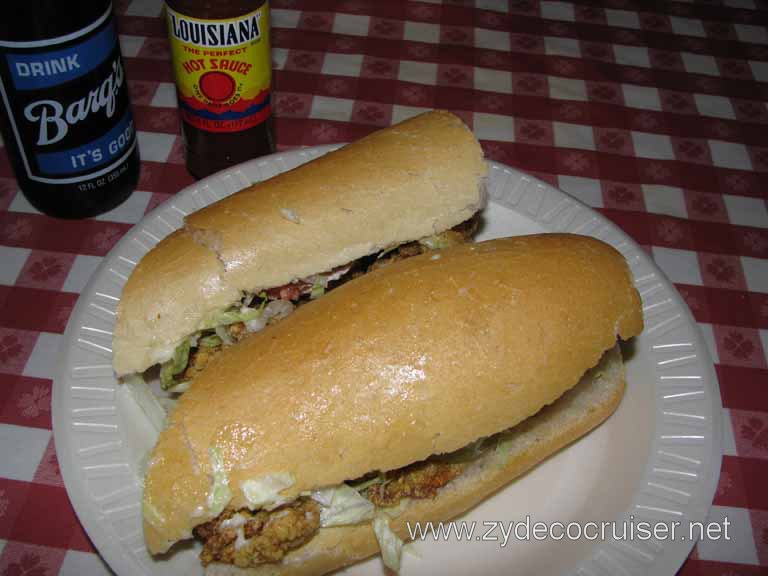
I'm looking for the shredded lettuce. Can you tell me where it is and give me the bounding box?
[382,498,410,519]
[120,374,167,433]
[311,484,375,527]
[157,281,326,393]
[207,447,232,517]
[245,296,272,332]
[245,315,267,333]
[418,231,460,250]
[310,283,325,299]
[167,380,190,393]
[348,474,387,492]
[264,299,294,322]
[373,512,404,572]
[434,438,486,465]
[157,294,278,389]
[418,235,448,250]
[200,292,268,331]
[493,429,524,468]
[159,339,191,390]
[212,307,261,327]
[160,371,190,393]
[198,334,222,347]
[241,473,294,510]
[118,375,167,481]
[214,325,233,346]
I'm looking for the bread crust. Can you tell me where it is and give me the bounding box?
[142,234,643,554]
[113,111,486,375]
[205,345,627,576]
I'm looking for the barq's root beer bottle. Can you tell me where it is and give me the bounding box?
[0,0,139,219]
[165,0,274,179]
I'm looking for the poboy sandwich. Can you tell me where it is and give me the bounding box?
[141,233,644,574]
[112,110,487,386]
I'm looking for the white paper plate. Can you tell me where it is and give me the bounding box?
[53,145,722,576]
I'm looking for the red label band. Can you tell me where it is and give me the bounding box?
[181,104,271,133]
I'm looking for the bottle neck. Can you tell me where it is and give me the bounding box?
[164,0,268,20]
[0,0,112,43]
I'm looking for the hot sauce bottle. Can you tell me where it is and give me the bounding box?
[164,0,274,179]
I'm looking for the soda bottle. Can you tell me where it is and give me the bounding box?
[0,0,139,219]
[165,0,274,179]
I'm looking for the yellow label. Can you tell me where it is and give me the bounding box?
[165,4,271,133]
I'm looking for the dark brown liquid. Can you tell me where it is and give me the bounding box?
[0,0,139,219]
[165,0,274,180]
[182,115,274,180]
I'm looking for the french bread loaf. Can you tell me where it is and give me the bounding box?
[113,110,487,376]
[142,234,643,557]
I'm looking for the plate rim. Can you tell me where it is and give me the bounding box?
[52,145,723,576]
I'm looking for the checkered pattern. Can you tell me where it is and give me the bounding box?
[0,0,766,573]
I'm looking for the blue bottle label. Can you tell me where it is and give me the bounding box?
[0,5,136,184]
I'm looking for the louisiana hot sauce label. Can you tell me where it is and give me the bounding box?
[166,4,271,133]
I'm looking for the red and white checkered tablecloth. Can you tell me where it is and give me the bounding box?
[0,0,766,574]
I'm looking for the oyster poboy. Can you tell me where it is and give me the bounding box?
[142,234,644,574]
[112,110,487,386]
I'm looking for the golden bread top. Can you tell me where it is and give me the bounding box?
[142,233,643,553]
